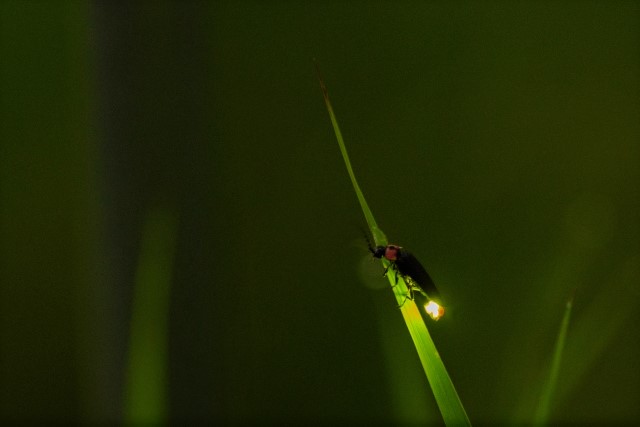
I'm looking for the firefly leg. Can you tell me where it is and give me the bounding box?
[386,265,401,288]
[397,294,410,308]
[382,265,391,277]
[396,275,416,308]
[397,291,415,308]
[382,261,399,278]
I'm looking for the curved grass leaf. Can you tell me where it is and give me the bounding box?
[124,208,176,425]
[315,61,470,426]
[534,291,574,425]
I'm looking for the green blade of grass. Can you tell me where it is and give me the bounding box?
[315,61,470,426]
[124,207,176,425]
[534,291,575,425]
[314,61,386,247]
[554,256,638,406]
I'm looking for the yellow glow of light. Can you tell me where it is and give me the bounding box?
[425,301,445,320]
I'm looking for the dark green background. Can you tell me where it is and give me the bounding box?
[1,1,638,424]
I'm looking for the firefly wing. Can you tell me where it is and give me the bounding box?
[395,249,441,300]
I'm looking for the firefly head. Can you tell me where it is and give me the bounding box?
[364,231,386,258]
[370,244,401,261]
[371,245,387,259]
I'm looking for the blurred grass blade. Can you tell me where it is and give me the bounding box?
[124,208,176,425]
[554,255,638,406]
[534,292,574,425]
[315,62,470,426]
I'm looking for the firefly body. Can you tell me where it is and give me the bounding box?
[369,244,441,303]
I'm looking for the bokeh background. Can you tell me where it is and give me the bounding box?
[1,1,639,425]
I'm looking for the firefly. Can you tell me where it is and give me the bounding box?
[369,243,445,319]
